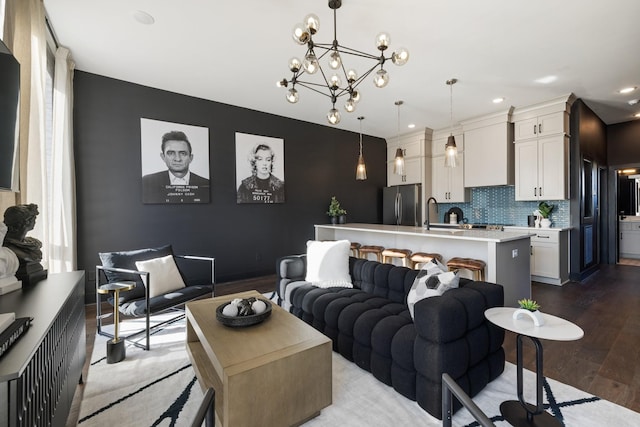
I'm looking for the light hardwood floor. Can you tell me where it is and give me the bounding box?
[66,265,640,425]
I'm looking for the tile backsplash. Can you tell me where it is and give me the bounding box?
[434,186,569,228]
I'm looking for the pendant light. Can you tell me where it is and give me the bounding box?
[393,100,405,175]
[356,116,367,180]
[445,78,459,168]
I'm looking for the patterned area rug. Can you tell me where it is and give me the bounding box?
[78,316,640,427]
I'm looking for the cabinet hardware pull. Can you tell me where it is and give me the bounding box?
[538,123,542,134]
[539,187,542,196]
[530,246,533,255]
[533,125,537,134]
[534,187,537,196]
[538,235,550,239]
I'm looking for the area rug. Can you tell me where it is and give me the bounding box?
[78,317,640,427]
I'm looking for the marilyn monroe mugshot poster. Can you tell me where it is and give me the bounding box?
[235,132,285,204]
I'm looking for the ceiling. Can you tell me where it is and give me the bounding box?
[44,0,640,139]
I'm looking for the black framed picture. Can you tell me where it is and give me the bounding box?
[140,118,210,204]
[235,132,285,204]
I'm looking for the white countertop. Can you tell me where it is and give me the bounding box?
[620,216,640,222]
[315,223,532,243]
[504,226,571,232]
[485,307,584,341]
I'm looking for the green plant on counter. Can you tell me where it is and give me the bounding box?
[518,298,541,312]
[537,201,554,218]
[327,196,347,217]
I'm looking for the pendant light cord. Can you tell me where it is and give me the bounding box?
[359,118,363,155]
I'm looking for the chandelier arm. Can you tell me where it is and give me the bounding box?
[292,81,336,98]
[334,44,385,61]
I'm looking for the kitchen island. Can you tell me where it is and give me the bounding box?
[315,223,532,307]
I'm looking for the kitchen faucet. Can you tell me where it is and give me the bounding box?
[425,197,438,230]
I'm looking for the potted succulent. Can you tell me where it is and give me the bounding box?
[327,196,347,224]
[537,201,554,228]
[513,298,544,326]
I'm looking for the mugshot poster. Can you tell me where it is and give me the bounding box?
[140,118,210,204]
[235,132,285,204]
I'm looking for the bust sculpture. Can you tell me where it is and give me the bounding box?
[2,203,47,285]
[3,203,43,262]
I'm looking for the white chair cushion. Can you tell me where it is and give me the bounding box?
[135,254,186,298]
[305,240,353,288]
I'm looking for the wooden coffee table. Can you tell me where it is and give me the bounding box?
[186,290,332,427]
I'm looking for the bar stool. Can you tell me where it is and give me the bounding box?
[382,248,412,267]
[410,252,443,269]
[350,242,361,258]
[359,245,385,262]
[446,257,486,281]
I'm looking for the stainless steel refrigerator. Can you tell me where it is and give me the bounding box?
[383,184,422,226]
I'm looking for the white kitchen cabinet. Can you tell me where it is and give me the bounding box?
[507,227,569,285]
[619,220,640,259]
[461,110,514,187]
[514,111,567,141]
[386,129,431,187]
[432,153,468,202]
[514,134,568,200]
[430,130,468,202]
[387,156,422,186]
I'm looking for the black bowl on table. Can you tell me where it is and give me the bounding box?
[215,299,272,327]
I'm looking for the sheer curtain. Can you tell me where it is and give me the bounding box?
[49,46,76,271]
[2,0,77,272]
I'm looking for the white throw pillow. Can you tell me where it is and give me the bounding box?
[305,240,353,288]
[407,259,459,319]
[135,254,186,298]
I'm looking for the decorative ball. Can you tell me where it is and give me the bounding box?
[252,300,267,314]
[222,303,238,317]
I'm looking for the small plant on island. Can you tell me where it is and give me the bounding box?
[326,196,347,217]
[537,201,554,219]
[517,298,541,312]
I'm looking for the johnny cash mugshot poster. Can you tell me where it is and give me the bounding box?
[140,118,210,204]
[235,132,285,204]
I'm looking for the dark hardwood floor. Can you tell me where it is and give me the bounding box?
[66,266,640,425]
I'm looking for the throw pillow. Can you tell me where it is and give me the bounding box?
[99,244,174,301]
[407,259,459,319]
[305,240,353,288]
[135,254,186,298]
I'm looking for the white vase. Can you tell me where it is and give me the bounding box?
[540,218,551,228]
[513,308,545,326]
[534,218,540,228]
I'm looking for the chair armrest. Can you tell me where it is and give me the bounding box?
[174,255,215,287]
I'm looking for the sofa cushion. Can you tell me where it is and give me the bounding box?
[99,244,174,302]
[305,240,352,288]
[135,254,186,298]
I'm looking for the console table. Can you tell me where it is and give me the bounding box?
[0,271,86,427]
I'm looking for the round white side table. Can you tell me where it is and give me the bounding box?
[485,307,584,427]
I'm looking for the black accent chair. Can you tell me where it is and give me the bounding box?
[96,245,215,350]
[191,388,215,427]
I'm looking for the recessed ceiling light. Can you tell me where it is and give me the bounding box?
[492,97,505,104]
[535,75,557,84]
[634,112,640,118]
[132,10,155,25]
[629,99,639,105]
[619,86,637,94]
[407,123,415,129]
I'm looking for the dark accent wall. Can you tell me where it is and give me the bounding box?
[74,71,387,302]
[607,120,640,167]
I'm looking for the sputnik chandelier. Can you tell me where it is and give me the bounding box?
[277,0,410,125]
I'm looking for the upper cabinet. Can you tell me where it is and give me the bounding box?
[431,129,469,202]
[461,109,515,188]
[386,128,432,186]
[512,94,576,201]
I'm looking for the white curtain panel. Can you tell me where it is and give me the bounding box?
[49,47,76,272]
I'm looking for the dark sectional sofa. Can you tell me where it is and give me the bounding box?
[276,255,505,419]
